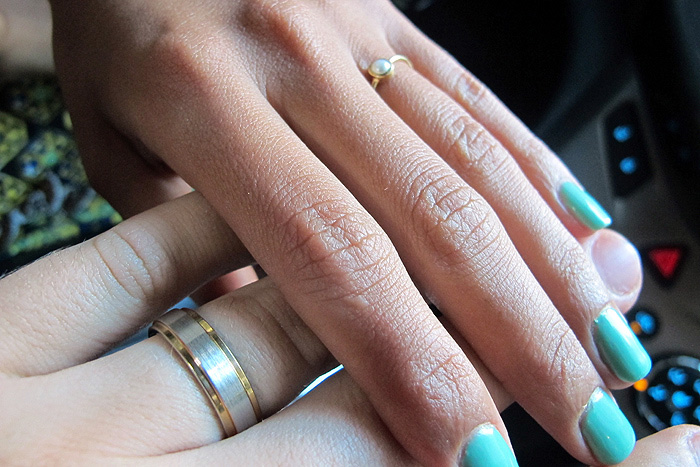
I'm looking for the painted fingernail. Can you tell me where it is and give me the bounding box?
[591,231,642,297]
[580,388,636,465]
[593,307,652,382]
[559,182,612,230]
[460,424,518,467]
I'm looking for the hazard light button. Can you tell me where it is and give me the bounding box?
[644,245,686,286]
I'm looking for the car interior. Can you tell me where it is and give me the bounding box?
[0,1,697,465]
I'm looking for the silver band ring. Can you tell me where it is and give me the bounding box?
[149,308,262,437]
[368,54,413,89]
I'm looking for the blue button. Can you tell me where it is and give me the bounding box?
[619,157,638,175]
[694,406,700,421]
[635,310,657,335]
[670,411,688,426]
[668,367,688,386]
[694,379,700,395]
[671,391,694,409]
[613,125,633,143]
[648,385,669,402]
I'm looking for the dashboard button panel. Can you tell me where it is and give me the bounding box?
[635,355,700,431]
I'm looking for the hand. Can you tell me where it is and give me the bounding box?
[0,193,693,466]
[0,192,496,464]
[49,1,648,464]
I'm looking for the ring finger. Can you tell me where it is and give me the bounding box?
[1,278,330,458]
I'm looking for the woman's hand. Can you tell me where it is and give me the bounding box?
[0,192,693,466]
[49,1,649,464]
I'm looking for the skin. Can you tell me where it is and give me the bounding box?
[0,193,695,465]
[46,1,646,464]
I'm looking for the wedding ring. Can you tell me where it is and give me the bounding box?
[368,55,413,89]
[149,308,262,437]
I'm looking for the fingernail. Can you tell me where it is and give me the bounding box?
[460,424,518,467]
[591,231,642,296]
[559,182,612,230]
[580,388,636,465]
[593,307,651,382]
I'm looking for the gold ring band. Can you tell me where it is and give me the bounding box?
[149,308,262,437]
[368,54,413,89]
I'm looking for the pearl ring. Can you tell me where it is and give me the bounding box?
[368,55,413,89]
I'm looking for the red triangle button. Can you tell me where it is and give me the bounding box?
[647,246,685,285]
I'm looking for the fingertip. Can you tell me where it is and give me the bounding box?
[616,424,700,467]
[582,229,643,312]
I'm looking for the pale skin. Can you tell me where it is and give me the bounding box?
[0,193,697,465]
[41,0,655,464]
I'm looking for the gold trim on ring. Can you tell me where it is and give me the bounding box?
[149,308,262,437]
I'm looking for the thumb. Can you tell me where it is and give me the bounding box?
[609,424,700,467]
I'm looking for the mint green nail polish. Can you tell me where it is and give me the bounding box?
[580,388,636,465]
[594,307,652,382]
[560,182,612,230]
[461,424,518,467]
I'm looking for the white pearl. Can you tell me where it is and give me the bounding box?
[369,58,392,77]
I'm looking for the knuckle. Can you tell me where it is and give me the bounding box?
[387,324,477,457]
[89,225,169,303]
[277,197,401,303]
[455,70,489,108]
[530,320,589,391]
[417,343,473,404]
[444,113,512,180]
[519,133,550,166]
[147,31,201,85]
[141,26,229,107]
[241,1,346,99]
[406,166,506,273]
[244,0,323,70]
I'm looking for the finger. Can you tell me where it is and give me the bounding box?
[370,54,649,389]
[395,19,612,238]
[106,31,508,466]
[0,192,252,376]
[614,425,700,467]
[0,278,331,459]
[3,277,515,463]
[165,371,419,466]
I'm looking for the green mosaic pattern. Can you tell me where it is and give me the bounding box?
[0,112,28,169]
[0,173,29,215]
[0,76,121,264]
